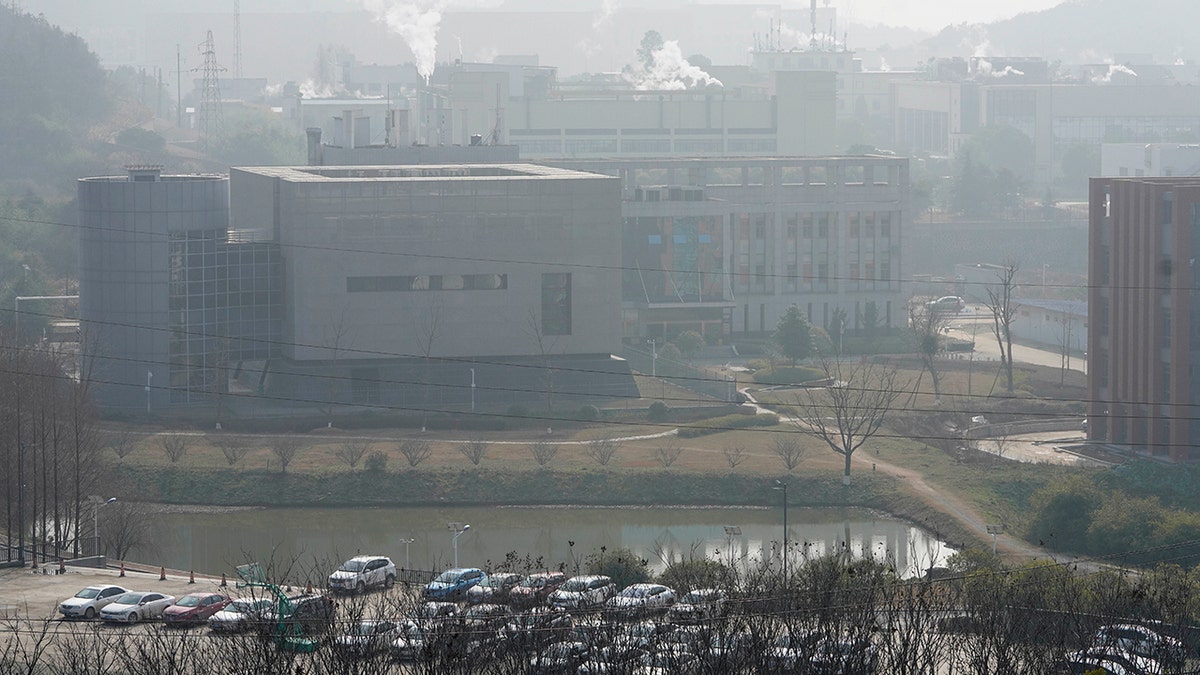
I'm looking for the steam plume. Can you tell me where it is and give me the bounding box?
[628,40,722,91]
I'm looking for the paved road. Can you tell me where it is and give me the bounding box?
[945,308,1084,373]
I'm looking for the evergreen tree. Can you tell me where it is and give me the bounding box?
[774,305,813,366]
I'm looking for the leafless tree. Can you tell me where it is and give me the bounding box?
[653,439,684,468]
[414,300,442,430]
[1057,305,1075,386]
[320,309,351,426]
[333,438,372,470]
[157,433,190,465]
[983,261,1019,394]
[908,300,951,406]
[457,437,490,466]
[100,500,156,561]
[526,307,559,412]
[583,436,622,466]
[772,436,805,472]
[105,429,141,463]
[398,438,434,467]
[213,434,251,468]
[268,436,305,474]
[792,359,904,486]
[722,444,746,471]
[529,439,559,468]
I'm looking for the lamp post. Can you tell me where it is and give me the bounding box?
[723,526,741,568]
[448,522,470,568]
[470,368,476,412]
[145,371,153,413]
[773,481,788,583]
[93,497,117,557]
[400,537,415,570]
[647,338,657,377]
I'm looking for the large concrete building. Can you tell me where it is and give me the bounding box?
[79,164,634,414]
[1087,176,1200,461]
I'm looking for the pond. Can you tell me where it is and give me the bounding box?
[140,505,954,581]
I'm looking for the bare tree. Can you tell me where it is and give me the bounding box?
[983,261,1019,394]
[414,301,442,431]
[1057,305,1075,386]
[104,430,141,463]
[653,439,684,469]
[458,437,490,466]
[398,438,433,468]
[908,300,951,406]
[722,444,746,471]
[333,439,372,470]
[157,433,190,465]
[101,500,156,561]
[526,307,559,412]
[268,436,305,474]
[529,439,559,468]
[772,436,805,472]
[584,436,622,466]
[213,434,251,468]
[792,359,904,486]
[320,309,352,426]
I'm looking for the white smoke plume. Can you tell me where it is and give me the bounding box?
[1092,61,1138,84]
[362,0,446,84]
[627,40,722,91]
[593,0,618,31]
[878,57,891,72]
[991,66,1025,78]
[298,78,338,99]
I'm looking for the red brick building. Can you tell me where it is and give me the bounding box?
[1088,177,1200,461]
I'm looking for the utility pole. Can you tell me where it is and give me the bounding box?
[176,44,182,128]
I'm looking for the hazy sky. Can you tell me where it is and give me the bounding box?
[833,0,1063,31]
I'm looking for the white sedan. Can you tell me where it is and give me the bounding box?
[99,591,176,623]
[58,585,129,620]
[604,583,676,618]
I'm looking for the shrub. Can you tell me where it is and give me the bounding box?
[647,401,670,421]
[576,404,600,422]
[585,547,651,589]
[678,413,779,438]
[364,450,388,472]
[751,366,825,385]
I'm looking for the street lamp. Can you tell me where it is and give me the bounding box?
[773,481,788,583]
[448,522,470,568]
[647,339,657,377]
[400,537,415,570]
[470,368,476,412]
[722,526,741,568]
[145,371,153,414]
[93,497,117,557]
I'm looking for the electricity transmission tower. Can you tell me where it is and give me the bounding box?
[196,30,225,147]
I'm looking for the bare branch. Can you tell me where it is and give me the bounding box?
[398,438,433,467]
[333,439,372,469]
[772,436,805,472]
[267,436,305,473]
[458,436,490,466]
[213,434,251,468]
[583,436,622,466]
[653,438,684,469]
[529,439,560,468]
[157,433,190,464]
[722,444,746,471]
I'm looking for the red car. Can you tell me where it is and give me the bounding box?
[508,572,568,608]
[163,592,231,626]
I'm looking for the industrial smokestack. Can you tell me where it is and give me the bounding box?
[811,0,817,48]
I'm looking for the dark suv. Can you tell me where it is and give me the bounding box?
[259,594,336,637]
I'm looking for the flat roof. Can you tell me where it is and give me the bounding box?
[234,164,606,182]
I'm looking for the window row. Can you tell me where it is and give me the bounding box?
[346,274,508,293]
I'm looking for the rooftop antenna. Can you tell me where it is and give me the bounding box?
[233,0,243,79]
[194,30,226,147]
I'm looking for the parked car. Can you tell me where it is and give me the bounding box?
[578,646,650,675]
[422,567,485,601]
[698,628,754,672]
[610,621,671,652]
[58,584,129,620]
[462,603,513,631]
[334,619,406,657]
[810,635,880,674]
[501,607,574,652]
[100,591,177,623]
[162,592,231,626]
[1062,646,1164,675]
[529,641,591,675]
[655,625,709,656]
[410,600,460,627]
[926,295,965,315]
[208,598,273,633]
[390,621,431,662]
[632,649,701,675]
[1093,623,1186,666]
[548,575,617,610]
[604,583,676,619]
[765,629,824,672]
[328,555,396,594]
[508,571,568,607]
[467,572,523,605]
[259,594,336,637]
[666,588,726,624]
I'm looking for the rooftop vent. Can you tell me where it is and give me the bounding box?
[125,165,164,182]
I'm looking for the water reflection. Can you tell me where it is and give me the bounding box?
[144,506,953,580]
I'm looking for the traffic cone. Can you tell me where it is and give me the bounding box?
[305,581,313,594]
[220,573,227,588]
[58,559,66,575]
[188,570,195,584]
[159,566,167,581]
[119,562,126,577]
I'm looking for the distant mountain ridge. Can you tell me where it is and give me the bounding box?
[922,0,1200,64]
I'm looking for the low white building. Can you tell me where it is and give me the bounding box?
[1012,298,1087,354]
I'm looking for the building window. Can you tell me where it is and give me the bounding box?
[541,273,572,335]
